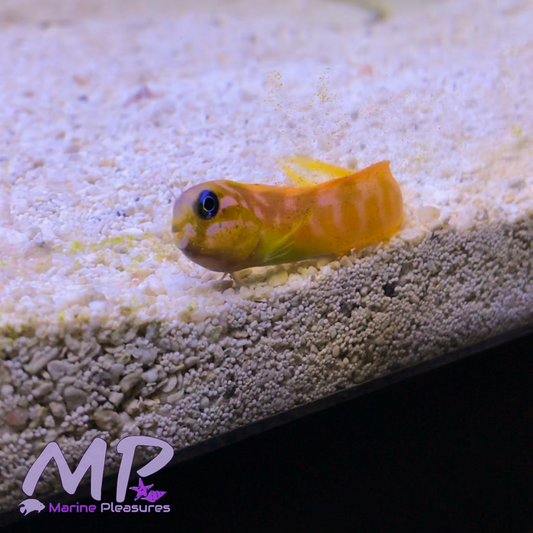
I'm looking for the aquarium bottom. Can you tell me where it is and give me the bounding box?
[2,325,532,531]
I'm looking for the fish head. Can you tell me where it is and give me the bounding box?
[172,180,261,272]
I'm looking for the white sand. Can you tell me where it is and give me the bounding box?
[0,0,532,512]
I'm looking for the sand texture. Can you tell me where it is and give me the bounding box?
[0,0,532,513]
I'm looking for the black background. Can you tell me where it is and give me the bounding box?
[3,331,533,533]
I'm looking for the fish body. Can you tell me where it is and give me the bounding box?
[172,160,403,273]
[18,499,45,516]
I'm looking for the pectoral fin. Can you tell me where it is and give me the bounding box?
[261,210,312,263]
[279,155,355,186]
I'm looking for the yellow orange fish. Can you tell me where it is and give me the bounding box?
[171,156,403,273]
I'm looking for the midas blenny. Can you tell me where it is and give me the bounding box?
[171,156,403,273]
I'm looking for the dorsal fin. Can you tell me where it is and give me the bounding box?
[279,155,355,187]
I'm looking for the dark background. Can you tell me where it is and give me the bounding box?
[3,330,533,533]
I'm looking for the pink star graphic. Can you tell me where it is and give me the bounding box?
[129,478,154,501]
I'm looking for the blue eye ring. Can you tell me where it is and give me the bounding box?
[195,190,219,220]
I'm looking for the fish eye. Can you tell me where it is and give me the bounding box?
[195,190,219,220]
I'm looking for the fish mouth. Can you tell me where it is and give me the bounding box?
[171,218,185,235]
[171,203,196,250]
[175,235,189,250]
[171,197,192,235]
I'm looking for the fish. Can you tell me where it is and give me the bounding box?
[171,156,403,273]
[18,498,45,516]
